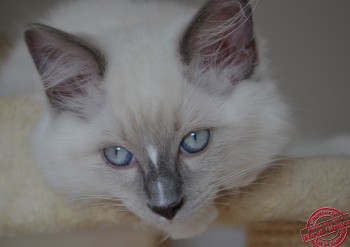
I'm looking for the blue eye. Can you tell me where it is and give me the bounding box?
[180,130,210,154]
[103,146,135,167]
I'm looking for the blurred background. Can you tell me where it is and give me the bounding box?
[0,0,349,246]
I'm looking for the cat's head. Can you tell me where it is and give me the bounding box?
[25,0,290,239]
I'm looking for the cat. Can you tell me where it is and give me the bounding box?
[0,0,290,239]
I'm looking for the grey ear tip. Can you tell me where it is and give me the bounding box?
[23,23,54,35]
[24,26,36,46]
[23,24,42,44]
[24,23,42,41]
[24,23,40,31]
[23,23,60,47]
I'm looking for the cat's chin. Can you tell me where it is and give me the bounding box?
[161,204,218,239]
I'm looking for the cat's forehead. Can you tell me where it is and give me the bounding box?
[103,36,188,128]
[97,21,230,146]
[104,28,185,100]
[105,56,185,124]
[101,74,220,150]
[104,86,181,144]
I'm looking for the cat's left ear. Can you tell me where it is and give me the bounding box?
[25,23,106,117]
[180,0,257,94]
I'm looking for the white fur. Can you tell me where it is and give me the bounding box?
[147,145,158,168]
[2,0,290,239]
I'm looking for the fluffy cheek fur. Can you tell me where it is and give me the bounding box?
[32,77,289,239]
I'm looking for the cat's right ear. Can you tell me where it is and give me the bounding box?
[24,23,107,118]
[180,0,257,94]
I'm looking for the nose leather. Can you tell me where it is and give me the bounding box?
[149,198,184,220]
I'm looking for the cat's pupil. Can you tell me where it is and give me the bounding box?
[115,147,122,156]
[191,132,197,141]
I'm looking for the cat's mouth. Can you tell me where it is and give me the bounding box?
[152,201,219,239]
[140,195,216,226]
[147,197,185,221]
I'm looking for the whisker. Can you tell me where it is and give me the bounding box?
[211,156,295,189]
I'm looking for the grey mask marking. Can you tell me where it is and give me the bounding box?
[143,158,184,212]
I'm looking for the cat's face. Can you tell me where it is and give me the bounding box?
[27,0,290,239]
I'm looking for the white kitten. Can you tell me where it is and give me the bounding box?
[0,0,290,239]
